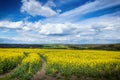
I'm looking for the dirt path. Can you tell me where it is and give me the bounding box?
[31,57,57,80]
[0,69,14,78]
[0,72,10,78]
[31,57,78,80]
[31,58,46,80]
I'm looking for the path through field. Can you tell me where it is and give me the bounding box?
[0,68,15,79]
[0,71,11,78]
[31,57,46,80]
[31,57,59,80]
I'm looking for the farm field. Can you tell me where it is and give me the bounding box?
[0,48,120,80]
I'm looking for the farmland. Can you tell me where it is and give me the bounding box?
[0,48,120,80]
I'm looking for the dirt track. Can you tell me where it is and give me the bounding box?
[31,58,46,80]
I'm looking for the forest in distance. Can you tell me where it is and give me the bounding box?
[0,44,120,51]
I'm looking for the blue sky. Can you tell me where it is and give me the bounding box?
[0,0,120,44]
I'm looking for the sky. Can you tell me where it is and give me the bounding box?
[0,0,120,44]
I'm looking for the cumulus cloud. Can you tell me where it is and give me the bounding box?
[45,0,56,7]
[0,37,38,44]
[21,0,57,17]
[0,20,41,31]
[0,21,23,29]
[39,23,77,35]
[76,12,120,40]
[22,21,41,31]
[0,7,120,44]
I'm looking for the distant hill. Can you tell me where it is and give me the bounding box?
[67,44,120,51]
[0,44,120,51]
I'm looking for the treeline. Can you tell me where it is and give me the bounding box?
[0,44,120,51]
[68,44,120,51]
[0,44,43,48]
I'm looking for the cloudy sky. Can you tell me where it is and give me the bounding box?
[0,0,120,44]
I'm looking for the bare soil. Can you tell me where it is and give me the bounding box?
[0,69,15,78]
[31,58,79,80]
[31,57,95,80]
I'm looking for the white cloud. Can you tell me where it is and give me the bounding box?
[45,0,56,7]
[0,37,37,43]
[44,0,120,23]
[21,0,57,17]
[22,21,41,31]
[0,11,120,44]
[76,12,120,40]
[39,22,77,35]
[0,21,23,29]
[60,0,120,17]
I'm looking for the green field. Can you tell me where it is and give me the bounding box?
[0,48,120,80]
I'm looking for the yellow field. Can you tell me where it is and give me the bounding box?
[0,48,120,80]
[0,49,42,80]
[40,50,120,79]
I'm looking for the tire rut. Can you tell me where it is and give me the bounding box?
[0,68,15,78]
[31,57,46,80]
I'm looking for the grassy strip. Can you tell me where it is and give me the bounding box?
[11,53,42,80]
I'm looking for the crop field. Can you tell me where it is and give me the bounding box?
[0,48,120,80]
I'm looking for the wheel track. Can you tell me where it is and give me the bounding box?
[31,57,46,80]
